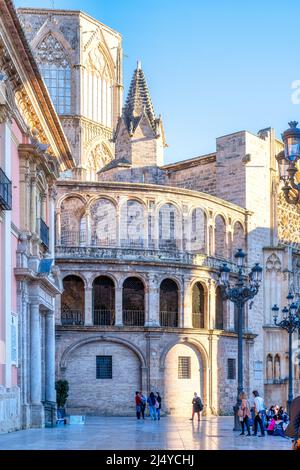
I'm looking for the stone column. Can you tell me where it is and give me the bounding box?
[115,286,123,326]
[41,193,47,221]
[48,187,56,256]
[183,279,193,328]
[145,274,159,327]
[30,302,44,426]
[84,287,93,325]
[116,208,121,247]
[45,310,56,403]
[30,174,37,234]
[56,210,61,245]
[85,210,91,246]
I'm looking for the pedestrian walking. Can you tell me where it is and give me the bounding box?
[238,392,251,436]
[285,395,300,450]
[190,392,203,422]
[140,392,147,419]
[147,392,157,420]
[135,391,141,420]
[156,392,162,421]
[252,390,265,436]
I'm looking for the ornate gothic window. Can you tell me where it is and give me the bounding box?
[84,45,113,127]
[36,34,71,114]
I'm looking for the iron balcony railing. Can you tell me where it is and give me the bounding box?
[160,311,178,328]
[38,218,49,249]
[0,167,12,210]
[94,309,115,326]
[60,230,85,246]
[61,310,84,326]
[192,312,205,329]
[123,310,145,326]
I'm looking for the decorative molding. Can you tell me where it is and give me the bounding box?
[266,253,281,272]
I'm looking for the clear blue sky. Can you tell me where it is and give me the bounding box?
[14,0,300,164]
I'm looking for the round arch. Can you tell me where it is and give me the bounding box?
[60,335,147,370]
[57,193,87,212]
[62,272,88,289]
[87,195,118,211]
[160,338,209,417]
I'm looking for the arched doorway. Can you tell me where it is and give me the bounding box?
[164,342,205,417]
[61,275,85,325]
[192,282,205,328]
[160,279,179,327]
[122,277,145,326]
[93,276,115,325]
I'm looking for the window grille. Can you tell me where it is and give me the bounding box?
[96,356,112,379]
[178,356,191,379]
[227,358,236,380]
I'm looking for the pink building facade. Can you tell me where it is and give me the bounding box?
[0,0,73,432]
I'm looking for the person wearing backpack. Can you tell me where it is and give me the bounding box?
[190,392,203,422]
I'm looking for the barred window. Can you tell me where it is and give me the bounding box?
[96,356,112,379]
[227,358,236,380]
[178,356,191,379]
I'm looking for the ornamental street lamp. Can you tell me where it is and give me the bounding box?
[277,121,300,204]
[219,249,263,431]
[272,294,300,412]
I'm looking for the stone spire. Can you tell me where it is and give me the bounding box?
[123,61,157,135]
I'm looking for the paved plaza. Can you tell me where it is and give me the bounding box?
[0,416,291,450]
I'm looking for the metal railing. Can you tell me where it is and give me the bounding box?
[0,167,12,210]
[123,310,145,326]
[60,230,85,246]
[61,310,84,326]
[93,309,115,326]
[192,312,205,329]
[160,311,178,327]
[91,236,117,247]
[38,218,49,249]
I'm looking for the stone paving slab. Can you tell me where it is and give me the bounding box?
[0,416,291,450]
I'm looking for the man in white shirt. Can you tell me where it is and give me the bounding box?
[252,390,265,436]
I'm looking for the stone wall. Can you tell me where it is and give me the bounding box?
[0,386,20,433]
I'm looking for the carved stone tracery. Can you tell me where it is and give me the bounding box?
[266,253,282,272]
[36,33,69,68]
[277,192,300,249]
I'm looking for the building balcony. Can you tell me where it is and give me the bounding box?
[61,310,84,326]
[94,309,115,326]
[56,242,240,271]
[192,312,205,329]
[160,311,178,327]
[38,218,49,249]
[123,310,145,326]
[0,167,12,210]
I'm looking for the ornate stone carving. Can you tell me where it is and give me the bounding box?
[266,253,281,272]
[277,192,300,249]
[82,119,113,150]
[87,143,112,172]
[86,45,110,79]
[36,33,69,67]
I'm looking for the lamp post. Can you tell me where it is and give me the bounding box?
[277,121,300,204]
[219,249,263,431]
[272,294,300,412]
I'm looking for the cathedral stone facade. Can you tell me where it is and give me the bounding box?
[18,7,300,418]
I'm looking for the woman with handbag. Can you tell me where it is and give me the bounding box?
[238,392,251,436]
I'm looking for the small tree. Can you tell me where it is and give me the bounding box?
[55,380,69,409]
